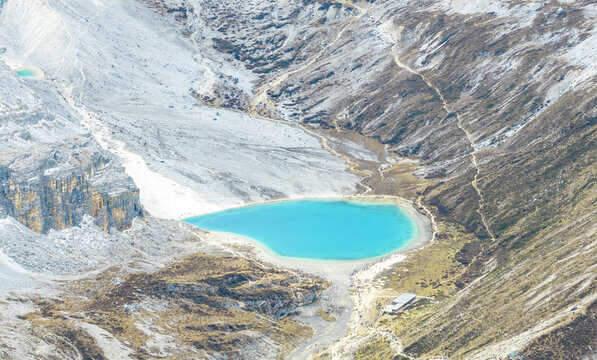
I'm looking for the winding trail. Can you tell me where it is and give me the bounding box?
[354,2,496,241]
[386,44,495,240]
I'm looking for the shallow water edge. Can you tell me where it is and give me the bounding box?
[183,195,432,268]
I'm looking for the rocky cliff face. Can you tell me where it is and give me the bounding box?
[0,138,142,233]
[0,64,143,233]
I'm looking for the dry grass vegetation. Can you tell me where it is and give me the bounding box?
[22,254,326,359]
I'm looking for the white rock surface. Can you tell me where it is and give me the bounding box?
[0,0,359,221]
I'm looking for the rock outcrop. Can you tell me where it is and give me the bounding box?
[0,63,142,233]
[0,138,142,233]
[20,254,325,359]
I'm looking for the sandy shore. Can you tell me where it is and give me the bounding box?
[185,195,435,359]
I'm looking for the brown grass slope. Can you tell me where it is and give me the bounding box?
[23,254,326,359]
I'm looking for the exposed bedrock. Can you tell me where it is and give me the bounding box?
[14,254,327,359]
[0,137,143,233]
[0,62,143,233]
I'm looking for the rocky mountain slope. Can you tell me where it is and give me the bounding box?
[0,0,595,359]
[17,253,325,360]
[156,0,596,358]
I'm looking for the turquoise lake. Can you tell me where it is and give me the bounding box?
[16,69,36,77]
[184,199,417,260]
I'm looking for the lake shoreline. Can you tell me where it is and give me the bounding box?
[183,195,431,269]
[12,65,45,79]
[184,195,435,359]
